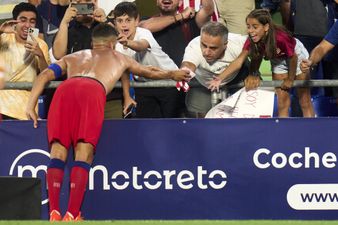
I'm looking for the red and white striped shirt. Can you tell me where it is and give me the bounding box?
[178,0,219,21]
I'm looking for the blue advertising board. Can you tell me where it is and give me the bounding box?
[1,118,338,220]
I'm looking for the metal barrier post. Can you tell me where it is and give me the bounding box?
[211,91,219,107]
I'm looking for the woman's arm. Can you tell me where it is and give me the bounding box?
[207,50,249,91]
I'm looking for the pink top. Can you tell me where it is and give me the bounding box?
[243,29,296,59]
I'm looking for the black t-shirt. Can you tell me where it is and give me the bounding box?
[36,0,67,48]
[67,21,97,54]
[292,0,329,37]
[153,18,200,67]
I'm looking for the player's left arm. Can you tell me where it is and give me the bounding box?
[26,59,67,127]
[120,71,136,115]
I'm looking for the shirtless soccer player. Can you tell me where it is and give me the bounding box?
[26,23,190,221]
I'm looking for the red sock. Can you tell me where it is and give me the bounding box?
[47,168,64,213]
[67,164,89,217]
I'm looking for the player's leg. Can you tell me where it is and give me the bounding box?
[47,142,68,221]
[64,142,94,221]
[273,73,291,117]
[296,72,315,117]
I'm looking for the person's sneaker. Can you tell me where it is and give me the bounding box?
[49,210,62,222]
[62,211,83,221]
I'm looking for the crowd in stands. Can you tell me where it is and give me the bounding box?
[0,0,337,120]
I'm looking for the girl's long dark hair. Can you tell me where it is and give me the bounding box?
[246,9,292,60]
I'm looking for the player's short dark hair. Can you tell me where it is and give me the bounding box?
[12,2,38,20]
[114,2,139,19]
[201,22,229,42]
[92,23,119,41]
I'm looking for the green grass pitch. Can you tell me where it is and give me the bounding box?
[1,221,338,225]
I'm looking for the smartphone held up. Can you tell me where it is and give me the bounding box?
[72,3,94,15]
[27,27,39,42]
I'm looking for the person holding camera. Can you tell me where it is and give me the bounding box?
[52,0,106,59]
[0,2,49,120]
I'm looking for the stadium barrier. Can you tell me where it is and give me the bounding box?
[5,79,338,116]
[5,79,338,90]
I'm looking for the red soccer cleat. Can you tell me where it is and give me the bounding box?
[49,210,62,222]
[62,211,84,222]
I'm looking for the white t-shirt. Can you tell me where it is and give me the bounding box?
[116,27,177,81]
[182,33,247,88]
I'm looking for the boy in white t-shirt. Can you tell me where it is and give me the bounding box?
[181,21,248,118]
[114,2,185,118]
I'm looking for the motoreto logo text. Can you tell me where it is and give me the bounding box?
[89,166,227,190]
[9,149,228,194]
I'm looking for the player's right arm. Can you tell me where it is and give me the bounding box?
[26,59,67,128]
[123,54,190,81]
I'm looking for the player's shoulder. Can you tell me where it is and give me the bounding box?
[112,49,132,65]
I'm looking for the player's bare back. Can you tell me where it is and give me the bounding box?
[63,49,129,94]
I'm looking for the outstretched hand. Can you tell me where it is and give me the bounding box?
[170,69,191,81]
[26,108,38,128]
[207,76,222,92]
[244,75,260,91]
[300,59,312,73]
[117,34,129,49]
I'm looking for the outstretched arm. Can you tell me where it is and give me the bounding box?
[26,60,67,127]
[181,61,197,72]
[301,39,334,73]
[120,72,136,115]
[208,50,249,91]
[118,35,150,52]
[124,55,190,81]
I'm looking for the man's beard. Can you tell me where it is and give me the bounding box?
[160,8,177,16]
[158,2,178,15]
[76,15,93,24]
